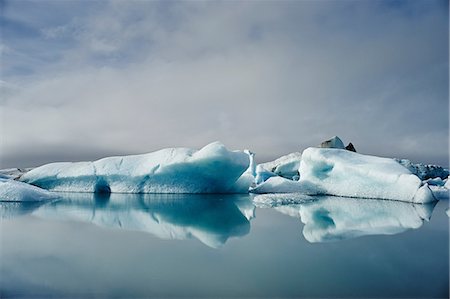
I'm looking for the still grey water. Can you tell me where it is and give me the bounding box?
[1,193,448,298]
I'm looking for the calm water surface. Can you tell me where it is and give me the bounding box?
[1,193,448,298]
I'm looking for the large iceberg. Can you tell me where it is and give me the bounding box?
[29,193,253,248]
[0,178,58,202]
[253,195,435,242]
[19,142,250,194]
[252,148,435,203]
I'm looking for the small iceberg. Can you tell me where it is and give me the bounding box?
[257,152,302,181]
[19,142,250,194]
[0,178,58,202]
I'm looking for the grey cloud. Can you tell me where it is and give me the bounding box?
[1,0,448,168]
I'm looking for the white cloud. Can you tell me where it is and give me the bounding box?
[1,0,448,168]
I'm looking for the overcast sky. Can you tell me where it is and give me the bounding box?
[1,0,448,168]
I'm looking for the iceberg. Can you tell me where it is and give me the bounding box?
[231,150,256,193]
[298,148,435,203]
[19,142,250,194]
[0,178,58,202]
[30,193,252,248]
[251,176,303,194]
[252,148,435,203]
[395,159,449,180]
[254,194,436,242]
[257,152,302,180]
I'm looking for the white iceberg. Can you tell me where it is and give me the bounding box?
[257,152,302,180]
[251,176,303,194]
[252,148,435,203]
[19,142,250,194]
[0,178,58,202]
[230,150,257,193]
[31,193,252,248]
[255,165,277,185]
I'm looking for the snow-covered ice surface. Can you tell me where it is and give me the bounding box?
[30,193,253,248]
[255,195,436,243]
[257,152,302,180]
[298,148,435,203]
[251,176,304,194]
[0,178,58,202]
[251,148,435,203]
[19,142,250,194]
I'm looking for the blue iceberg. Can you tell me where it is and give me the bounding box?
[19,142,250,194]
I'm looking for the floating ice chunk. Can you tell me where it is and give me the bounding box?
[19,142,249,194]
[251,176,305,194]
[31,193,251,248]
[231,150,257,193]
[255,165,277,185]
[257,152,302,180]
[252,148,436,203]
[298,196,436,242]
[319,136,345,149]
[298,148,436,203]
[0,178,57,202]
[395,159,449,180]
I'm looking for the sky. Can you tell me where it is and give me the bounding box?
[0,0,448,168]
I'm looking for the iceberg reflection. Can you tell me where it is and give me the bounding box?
[256,195,436,243]
[29,193,254,248]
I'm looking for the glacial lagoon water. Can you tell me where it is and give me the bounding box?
[0,193,448,298]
